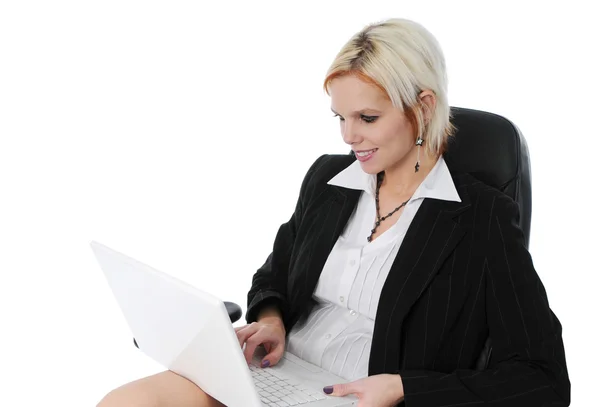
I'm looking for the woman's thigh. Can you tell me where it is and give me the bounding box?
[97,370,225,407]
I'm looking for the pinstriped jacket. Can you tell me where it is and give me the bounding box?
[246,154,570,406]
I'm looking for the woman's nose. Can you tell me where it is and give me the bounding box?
[341,120,360,145]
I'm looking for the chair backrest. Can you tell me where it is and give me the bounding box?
[445,106,532,370]
[444,106,532,248]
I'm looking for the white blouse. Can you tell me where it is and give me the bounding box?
[285,157,461,381]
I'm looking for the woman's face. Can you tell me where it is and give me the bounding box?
[329,75,420,175]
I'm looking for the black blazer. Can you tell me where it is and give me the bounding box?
[246,154,570,406]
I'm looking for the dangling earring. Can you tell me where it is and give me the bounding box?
[415,136,424,172]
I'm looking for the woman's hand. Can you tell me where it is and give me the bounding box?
[323,374,405,407]
[234,308,286,368]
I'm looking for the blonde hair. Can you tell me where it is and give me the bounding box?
[323,18,455,156]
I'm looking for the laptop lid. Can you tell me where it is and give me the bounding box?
[90,240,262,407]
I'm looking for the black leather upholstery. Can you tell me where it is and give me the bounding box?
[444,107,532,248]
[225,301,243,323]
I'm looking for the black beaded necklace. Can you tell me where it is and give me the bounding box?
[367,172,410,242]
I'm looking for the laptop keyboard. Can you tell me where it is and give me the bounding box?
[249,364,328,406]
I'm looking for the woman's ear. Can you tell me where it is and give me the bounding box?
[418,90,436,122]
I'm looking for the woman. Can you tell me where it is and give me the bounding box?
[98,18,570,407]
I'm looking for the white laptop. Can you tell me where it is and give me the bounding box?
[90,241,357,407]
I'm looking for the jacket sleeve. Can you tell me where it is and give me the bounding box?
[398,196,571,407]
[245,154,327,326]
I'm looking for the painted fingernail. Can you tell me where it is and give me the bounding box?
[323,386,333,394]
[261,360,270,368]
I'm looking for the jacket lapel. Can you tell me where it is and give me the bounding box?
[287,186,361,321]
[369,195,471,374]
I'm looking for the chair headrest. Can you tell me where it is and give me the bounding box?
[444,107,532,247]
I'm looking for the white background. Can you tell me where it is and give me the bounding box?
[1,1,598,405]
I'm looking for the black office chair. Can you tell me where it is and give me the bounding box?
[136,107,532,371]
[443,106,532,370]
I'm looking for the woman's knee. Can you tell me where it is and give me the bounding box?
[96,370,220,407]
[96,380,159,407]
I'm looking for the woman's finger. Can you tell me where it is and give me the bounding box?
[243,334,264,364]
[323,379,361,397]
[262,339,285,367]
[235,323,259,348]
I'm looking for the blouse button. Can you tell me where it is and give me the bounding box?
[339,296,345,303]
[349,260,356,266]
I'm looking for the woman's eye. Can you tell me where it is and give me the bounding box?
[333,113,377,123]
[361,115,378,123]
